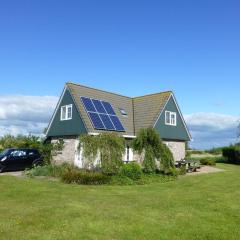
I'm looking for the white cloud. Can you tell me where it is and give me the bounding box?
[0,95,58,136]
[185,112,240,149]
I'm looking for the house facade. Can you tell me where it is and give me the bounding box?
[46,82,191,167]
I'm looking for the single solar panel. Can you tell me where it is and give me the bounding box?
[99,114,115,130]
[88,112,105,130]
[81,97,96,112]
[92,99,106,114]
[110,115,125,131]
[102,101,116,115]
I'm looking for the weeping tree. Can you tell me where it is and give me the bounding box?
[79,132,125,175]
[159,143,175,174]
[78,134,99,169]
[132,128,175,174]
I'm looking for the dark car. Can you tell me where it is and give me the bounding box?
[0,149,43,173]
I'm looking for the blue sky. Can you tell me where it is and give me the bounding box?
[0,0,239,149]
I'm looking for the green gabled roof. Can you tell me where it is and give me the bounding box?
[65,82,173,137]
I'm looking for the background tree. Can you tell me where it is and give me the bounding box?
[237,121,240,140]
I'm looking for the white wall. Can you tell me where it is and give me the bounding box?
[51,136,77,165]
[163,140,186,161]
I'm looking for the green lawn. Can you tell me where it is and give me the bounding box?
[0,164,240,240]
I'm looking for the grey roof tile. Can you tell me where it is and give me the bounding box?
[66,82,172,136]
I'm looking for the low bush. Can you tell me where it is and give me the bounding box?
[200,158,216,166]
[25,165,53,178]
[110,175,134,185]
[61,169,110,185]
[120,162,142,180]
[50,163,75,177]
[222,146,240,164]
[178,165,187,175]
[25,163,75,178]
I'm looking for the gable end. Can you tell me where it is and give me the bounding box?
[46,87,87,137]
[154,94,191,141]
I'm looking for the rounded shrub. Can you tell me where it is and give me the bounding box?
[120,162,142,180]
[200,158,216,166]
[61,169,110,185]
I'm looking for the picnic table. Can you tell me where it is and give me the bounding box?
[175,159,200,173]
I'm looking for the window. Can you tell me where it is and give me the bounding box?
[119,108,127,116]
[165,111,177,126]
[28,150,39,156]
[61,104,72,121]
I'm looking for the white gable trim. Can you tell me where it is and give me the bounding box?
[153,93,192,140]
[45,87,67,136]
[153,94,172,128]
[67,88,88,133]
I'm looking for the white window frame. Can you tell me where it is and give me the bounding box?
[119,108,128,116]
[165,111,177,126]
[61,104,72,121]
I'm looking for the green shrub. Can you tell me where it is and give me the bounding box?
[143,147,156,173]
[50,163,75,177]
[200,158,216,166]
[25,163,76,178]
[61,169,110,185]
[167,167,179,176]
[25,165,53,178]
[79,132,125,175]
[132,128,176,174]
[222,146,240,164]
[178,165,187,175]
[120,162,142,180]
[110,175,134,185]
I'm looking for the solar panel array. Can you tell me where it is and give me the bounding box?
[81,97,125,132]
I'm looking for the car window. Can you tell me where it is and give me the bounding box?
[28,150,38,156]
[10,150,27,157]
[0,149,11,156]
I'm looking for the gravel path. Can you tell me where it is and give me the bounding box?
[188,166,225,175]
[0,171,24,177]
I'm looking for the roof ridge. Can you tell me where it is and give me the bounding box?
[66,81,173,99]
[66,81,132,99]
[133,91,173,99]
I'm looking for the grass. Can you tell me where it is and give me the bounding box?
[0,164,240,240]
